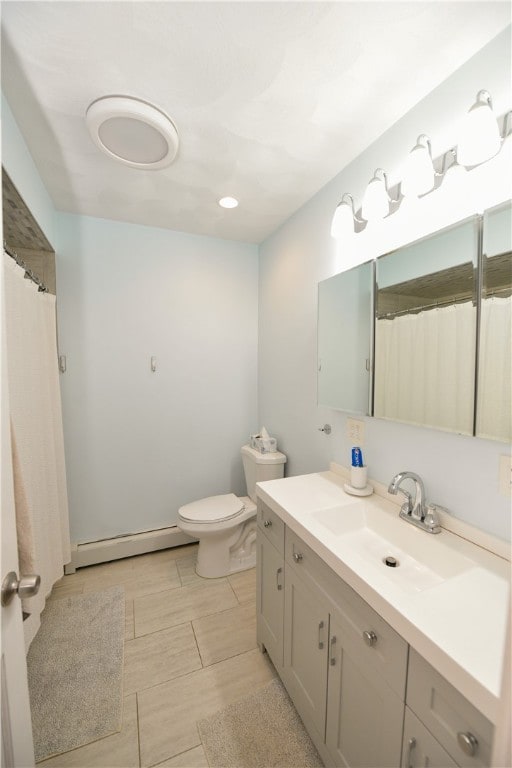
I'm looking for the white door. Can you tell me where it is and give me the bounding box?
[1,237,36,766]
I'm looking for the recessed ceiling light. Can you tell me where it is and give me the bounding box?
[86,95,179,170]
[218,197,239,209]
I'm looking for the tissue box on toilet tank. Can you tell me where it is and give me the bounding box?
[251,435,277,453]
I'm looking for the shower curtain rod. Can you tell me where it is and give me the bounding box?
[3,243,48,292]
[378,295,475,319]
[378,285,511,319]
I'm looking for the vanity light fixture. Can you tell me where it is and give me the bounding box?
[361,169,393,221]
[401,135,436,197]
[329,88,510,241]
[330,193,364,239]
[457,90,501,167]
[86,95,179,170]
[218,196,239,209]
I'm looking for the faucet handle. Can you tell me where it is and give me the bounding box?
[424,503,443,533]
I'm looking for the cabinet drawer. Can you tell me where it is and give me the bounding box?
[407,649,493,767]
[402,707,458,768]
[286,527,408,700]
[257,501,284,553]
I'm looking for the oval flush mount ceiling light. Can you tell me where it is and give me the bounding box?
[218,197,239,208]
[86,96,179,170]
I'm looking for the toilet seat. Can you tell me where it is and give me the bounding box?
[178,493,245,524]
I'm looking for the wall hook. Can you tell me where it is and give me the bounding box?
[318,424,332,435]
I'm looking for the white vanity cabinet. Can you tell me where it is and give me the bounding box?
[256,501,285,669]
[257,500,408,767]
[284,527,407,767]
[256,473,504,768]
[403,649,493,768]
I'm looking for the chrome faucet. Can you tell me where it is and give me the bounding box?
[388,471,442,534]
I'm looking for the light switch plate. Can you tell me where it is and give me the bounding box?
[346,418,364,446]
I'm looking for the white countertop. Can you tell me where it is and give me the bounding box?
[256,469,511,724]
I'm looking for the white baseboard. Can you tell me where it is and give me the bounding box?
[64,526,197,573]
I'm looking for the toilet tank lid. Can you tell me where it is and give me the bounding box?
[241,444,287,464]
[178,493,245,523]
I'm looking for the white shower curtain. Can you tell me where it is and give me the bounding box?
[3,253,70,648]
[476,296,512,442]
[374,301,476,435]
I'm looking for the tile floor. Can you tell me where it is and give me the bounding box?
[37,544,276,768]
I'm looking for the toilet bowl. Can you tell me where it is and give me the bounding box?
[177,444,286,578]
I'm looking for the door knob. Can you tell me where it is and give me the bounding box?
[1,571,41,607]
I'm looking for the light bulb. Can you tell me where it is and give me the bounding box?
[401,135,435,197]
[361,170,390,220]
[457,90,501,167]
[331,194,356,239]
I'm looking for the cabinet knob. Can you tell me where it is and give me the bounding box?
[363,630,378,647]
[457,731,478,757]
[293,552,303,563]
[263,519,272,528]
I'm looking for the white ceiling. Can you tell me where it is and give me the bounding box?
[1,1,510,244]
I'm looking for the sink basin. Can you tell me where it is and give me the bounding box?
[312,503,476,593]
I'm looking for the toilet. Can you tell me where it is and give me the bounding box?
[177,444,286,578]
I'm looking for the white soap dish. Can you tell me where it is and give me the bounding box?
[343,483,374,497]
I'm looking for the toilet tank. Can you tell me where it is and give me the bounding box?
[241,444,287,502]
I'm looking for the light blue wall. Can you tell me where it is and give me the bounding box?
[258,29,512,541]
[2,89,258,543]
[55,214,258,542]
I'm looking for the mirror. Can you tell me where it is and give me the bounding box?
[318,204,511,441]
[476,201,511,442]
[374,217,479,435]
[317,260,373,414]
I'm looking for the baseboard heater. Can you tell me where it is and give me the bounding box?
[64,525,196,574]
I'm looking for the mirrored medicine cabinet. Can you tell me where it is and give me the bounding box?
[317,200,511,442]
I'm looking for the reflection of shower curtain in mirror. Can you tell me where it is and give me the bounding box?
[3,254,70,648]
[374,302,475,434]
[476,296,512,442]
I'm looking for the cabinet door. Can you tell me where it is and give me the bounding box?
[402,707,458,768]
[326,614,404,768]
[256,531,284,667]
[283,566,329,742]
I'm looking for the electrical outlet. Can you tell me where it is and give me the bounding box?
[346,418,364,446]
[499,455,512,497]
